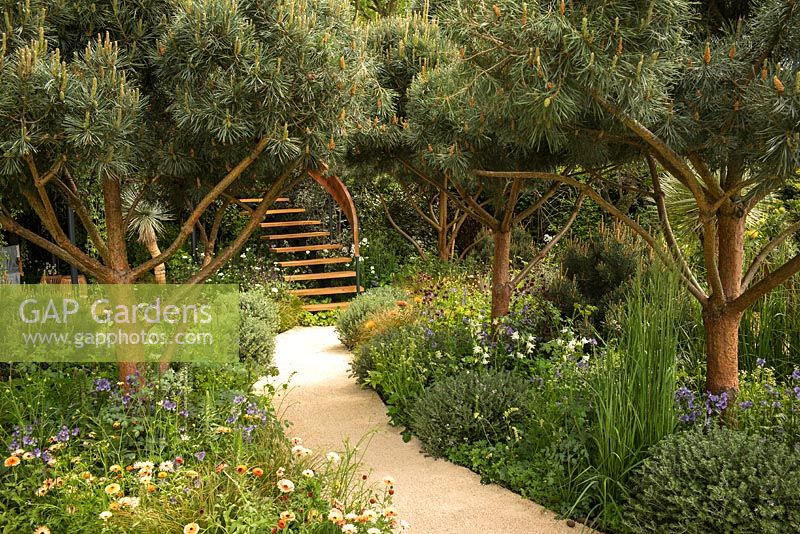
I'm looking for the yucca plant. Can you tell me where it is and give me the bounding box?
[123,189,174,284]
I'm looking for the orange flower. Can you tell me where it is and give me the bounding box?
[3,456,20,468]
[277,519,287,529]
[235,464,247,474]
[364,320,376,330]
[252,467,264,477]
[413,296,423,304]
[395,300,407,307]
[215,462,228,474]
[147,483,157,493]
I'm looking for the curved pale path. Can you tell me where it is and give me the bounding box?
[259,326,587,534]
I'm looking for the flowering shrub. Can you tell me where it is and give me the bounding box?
[675,362,800,446]
[336,286,408,350]
[0,364,404,533]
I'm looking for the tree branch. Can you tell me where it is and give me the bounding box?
[741,220,800,290]
[129,136,274,281]
[379,192,426,259]
[512,193,585,287]
[649,155,707,299]
[512,181,560,225]
[475,169,710,303]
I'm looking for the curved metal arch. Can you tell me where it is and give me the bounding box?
[307,169,360,257]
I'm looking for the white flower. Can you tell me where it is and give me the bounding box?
[99,511,113,521]
[302,469,315,478]
[277,479,295,493]
[341,524,357,534]
[511,331,520,341]
[473,345,482,354]
[326,451,341,464]
[382,475,395,487]
[271,287,279,293]
[158,461,174,472]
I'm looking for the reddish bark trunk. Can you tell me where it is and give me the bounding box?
[438,188,449,261]
[703,308,742,395]
[491,229,512,318]
[703,210,746,396]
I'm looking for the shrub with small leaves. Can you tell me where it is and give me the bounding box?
[336,286,408,350]
[410,370,530,457]
[239,288,280,365]
[624,428,800,533]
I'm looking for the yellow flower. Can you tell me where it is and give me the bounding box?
[146,483,157,493]
[104,483,121,495]
[35,487,48,497]
[99,511,113,521]
[279,511,296,522]
[364,320,376,330]
[235,464,247,474]
[4,456,21,468]
[109,501,121,511]
[184,470,200,479]
[109,464,122,473]
[22,452,35,461]
[80,471,93,480]
[33,527,51,534]
[157,471,169,479]
[183,522,201,534]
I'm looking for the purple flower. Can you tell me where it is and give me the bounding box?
[705,392,729,414]
[756,358,766,368]
[739,401,754,410]
[160,399,177,411]
[179,410,189,418]
[22,434,37,447]
[94,378,112,392]
[194,451,206,462]
[41,451,52,463]
[795,386,800,401]
[233,395,246,405]
[792,368,800,381]
[71,427,80,437]
[56,426,70,443]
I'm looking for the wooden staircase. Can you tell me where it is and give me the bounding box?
[240,173,361,312]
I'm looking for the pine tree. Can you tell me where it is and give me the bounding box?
[427,0,800,395]
[0,0,383,379]
[351,13,585,316]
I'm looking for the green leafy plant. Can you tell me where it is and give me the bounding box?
[239,288,280,365]
[625,428,800,534]
[409,370,530,457]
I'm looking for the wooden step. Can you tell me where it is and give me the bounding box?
[239,197,290,203]
[277,257,351,268]
[265,208,305,215]
[289,285,363,297]
[262,231,330,240]
[284,270,356,282]
[260,220,321,228]
[302,302,350,312]
[272,244,343,253]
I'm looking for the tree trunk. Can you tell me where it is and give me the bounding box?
[144,238,167,284]
[491,228,512,318]
[437,188,449,261]
[704,209,746,396]
[702,307,742,395]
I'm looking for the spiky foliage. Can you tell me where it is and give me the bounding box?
[421,0,800,394]
[351,13,585,316]
[0,0,383,285]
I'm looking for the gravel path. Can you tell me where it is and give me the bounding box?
[259,326,587,534]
